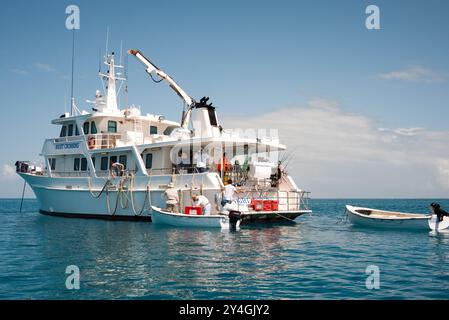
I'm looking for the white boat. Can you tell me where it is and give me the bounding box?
[345,205,430,230]
[15,44,311,223]
[151,206,240,229]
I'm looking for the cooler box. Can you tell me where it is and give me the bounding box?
[250,199,264,211]
[185,206,203,215]
[263,200,272,211]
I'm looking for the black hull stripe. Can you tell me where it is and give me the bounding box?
[39,210,152,222]
[39,210,304,224]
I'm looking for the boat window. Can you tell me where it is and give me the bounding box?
[119,155,127,170]
[163,126,175,136]
[74,158,80,171]
[150,126,158,135]
[49,158,56,170]
[75,125,79,136]
[81,158,87,171]
[100,157,108,171]
[83,122,89,135]
[208,108,218,126]
[145,153,153,169]
[110,156,117,168]
[108,121,117,133]
[91,157,96,169]
[60,126,67,137]
[91,121,97,134]
[68,124,74,136]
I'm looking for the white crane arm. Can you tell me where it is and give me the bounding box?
[127,49,195,108]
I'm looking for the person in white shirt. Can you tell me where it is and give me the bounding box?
[192,194,211,215]
[164,182,179,213]
[222,179,240,206]
[195,148,209,173]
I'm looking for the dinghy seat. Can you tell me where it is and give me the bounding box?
[357,209,372,216]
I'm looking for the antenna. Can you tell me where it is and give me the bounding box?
[124,49,128,78]
[98,48,101,73]
[70,28,75,116]
[105,26,109,59]
[125,52,129,109]
[119,40,123,66]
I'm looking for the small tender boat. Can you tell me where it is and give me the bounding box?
[150,206,241,229]
[345,205,431,230]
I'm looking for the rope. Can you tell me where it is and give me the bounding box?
[106,184,121,215]
[119,175,130,209]
[88,176,110,198]
[271,211,297,223]
[149,73,163,83]
[19,180,26,213]
[130,172,152,215]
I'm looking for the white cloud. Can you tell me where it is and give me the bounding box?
[35,63,56,72]
[1,164,18,181]
[393,127,424,136]
[379,66,446,83]
[11,68,29,76]
[379,127,425,137]
[221,99,449,198]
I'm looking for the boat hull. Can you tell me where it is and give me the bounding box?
[346,205,429,230]
[151,207,228,228]
[21,173,163,219]
[20,173,311,224]
[39,209,152,221]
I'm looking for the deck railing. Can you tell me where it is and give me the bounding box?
[85,133,123,150]
[231,189,310,212]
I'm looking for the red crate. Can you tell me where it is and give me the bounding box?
[263,200,272,211]
[185,206,203,215]
[250,199,264,211]
[271,200,279,211]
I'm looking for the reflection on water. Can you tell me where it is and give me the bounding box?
[1,199,449,299]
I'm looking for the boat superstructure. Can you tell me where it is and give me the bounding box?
[15,48,311,223]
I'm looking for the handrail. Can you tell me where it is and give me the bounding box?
[229,189,310,212]
[85,133,122,150]
[54,136,84,143]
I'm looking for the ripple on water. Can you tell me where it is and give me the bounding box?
[1,199,449,299]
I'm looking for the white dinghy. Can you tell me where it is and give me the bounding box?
[345,205,430,230]
[150,206,241,229]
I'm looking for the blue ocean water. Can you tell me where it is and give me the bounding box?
[1,198,449,300]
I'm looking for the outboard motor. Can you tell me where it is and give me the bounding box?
[228,210,242,229]
[430,203,449,222]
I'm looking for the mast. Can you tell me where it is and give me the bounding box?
[106,52,118,110]
[70,28,75,116]
[96,50,126,113]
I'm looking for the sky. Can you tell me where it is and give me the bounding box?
[0,0,449,198]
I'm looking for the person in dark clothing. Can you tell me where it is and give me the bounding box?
[430,203,449,222]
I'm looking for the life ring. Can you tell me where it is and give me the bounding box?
[111,162,125,178]
[87,136,96,149]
